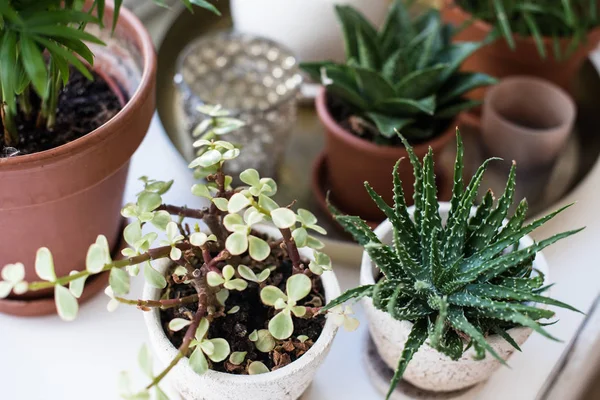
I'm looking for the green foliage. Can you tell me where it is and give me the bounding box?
[300,0,495,144]
[0,0,220,145]
[457,0,599,59]
[331,129,582,399]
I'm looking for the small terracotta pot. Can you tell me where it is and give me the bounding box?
[0,2,156,310]
[442,0,600,99]
[315,87,455,222]
[360,204,549,392]
[145,225,341,400]
[481,76,576,171]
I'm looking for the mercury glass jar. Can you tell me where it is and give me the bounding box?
[174,31,302,180]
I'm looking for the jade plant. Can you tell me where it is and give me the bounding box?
[0,106,357,398]
[300,0,496,144]
[0,0,218,149]
[324,130,582,399]
[457,0,599,59]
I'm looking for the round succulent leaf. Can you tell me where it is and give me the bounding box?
[110,267,130,295]
[259,178,277,196]
[121,203,137,218]
[173,266,188,277]
[196,149,223,168]
[343,316,360,332]
[214,140,234,150]
[196,318,210,341]
[222,265,235,281]
[249,329,259,342]
[248,235,270,261]
[225,232,249,256]
[206,338,230,362]
[254,329,275,353]
[223,213,245,232]
[268,310,294,340]
[258,194,279,212]
[137,191,162,213]
[213,118,245,135]
[68,271,86,299]
[224,279,248,291]
[257,269,271,282]
[146,180,174,195]
[190,232,209,247]
[308,224,327,235]
[306,235,325,250]
[292,227,308,247]
[188,346,209,375]
[207,271,225,287]
[126,264,140,277]
[308,262,324,276]
[136,232,158,253]
[55,285,79,321]
[199,340,215,356]
[248,361,270,375]
[274,297,288,310]
[222,148,240,160]
[12,281,28,295]
[138,344,153,378]
[0,281,13,298]
[286,274,312,302]
[271,208,297,229]
[216,288,229,306]
[211,197,228,212]
[240,168,260,186]
[151,211,171,231]
[191,183,212,199]
[227,305,240,314]
[229,351,247,365]
[260,286,287,306]
[144,262,167,289]
[297,335,309,343]
[170,246,182,261]
[35,247,56,282]
[166,222,184,243]
[122,248,137,258]
[192,119,212,138]
[117,371,132,397]
[297,209,318,226]
[169,318,192,332]
[237,265,257,281]
[123,221,142,247]
[291,305,307,317]
[243,207,264,226]
[1,262,25,283]
[228,193,251,213]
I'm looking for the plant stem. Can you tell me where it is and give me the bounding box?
[1,102,17,147]
[157,204,209,220]
[115,294,199,309]
[27,243,193,291]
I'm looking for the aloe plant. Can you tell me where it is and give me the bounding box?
[301,0,496,144]
[457,0,599,60]
[324,130,583,399]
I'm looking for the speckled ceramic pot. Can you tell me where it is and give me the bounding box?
[144,226,341,400]
[359,202,549,392]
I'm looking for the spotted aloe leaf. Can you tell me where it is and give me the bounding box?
[322,285,374,312]
[447,308,505,365]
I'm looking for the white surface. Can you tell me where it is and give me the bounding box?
[0,114,596,399]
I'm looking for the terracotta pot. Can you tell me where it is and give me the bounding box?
[145,225,341,400]
[0,2,156,308]
[360,205,549,392]
[315,87,455,222]
[442,0,600,99]
[481,76,576,171]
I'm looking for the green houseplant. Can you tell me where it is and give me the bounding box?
[0,107,351,399]
[0,0,219,316]
[442,0,600,95]
[324,130,582,398]
[302,0,495,223]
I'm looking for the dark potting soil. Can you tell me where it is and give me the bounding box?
[160,243,326,374]
[0,69,123,157]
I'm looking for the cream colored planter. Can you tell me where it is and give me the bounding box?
[231,0,388,63]
[144,226,341,400]
[360,202,550,392]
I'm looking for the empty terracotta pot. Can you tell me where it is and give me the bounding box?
[442,0,600,99]
[481,76,576,171]
[0,3,156,313]
[315,87,454,222]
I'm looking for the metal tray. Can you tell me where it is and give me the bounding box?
[156,3,600,266]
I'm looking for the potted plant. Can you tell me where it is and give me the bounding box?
[442,0,600,97]
[324,131,582,398]
[0,108,350,399]
[0,0,219,316]
[301,0,496,224]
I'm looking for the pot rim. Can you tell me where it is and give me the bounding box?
[315,86,456,158]
[0,2,156,170]
[359,201,550,338]
[143,224,341,384]
[444,0,600,45]
[483,75,576,137]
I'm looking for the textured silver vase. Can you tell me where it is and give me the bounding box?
[174,31,302,180]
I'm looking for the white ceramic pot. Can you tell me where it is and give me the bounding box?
[359,202,550,392]
[231,0,389,63]
[144,225,341,400]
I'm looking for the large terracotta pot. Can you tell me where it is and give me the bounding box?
[315,87,454,222]
[442,0,600,99]
[0,2,156,312]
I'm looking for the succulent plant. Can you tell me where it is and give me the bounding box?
[300,0,496,144]
[0,105,350,399]
[324,130,582,399]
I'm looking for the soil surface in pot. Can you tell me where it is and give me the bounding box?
[0,68,122,157]
[326,92,449,147]
[160,235,326,374]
